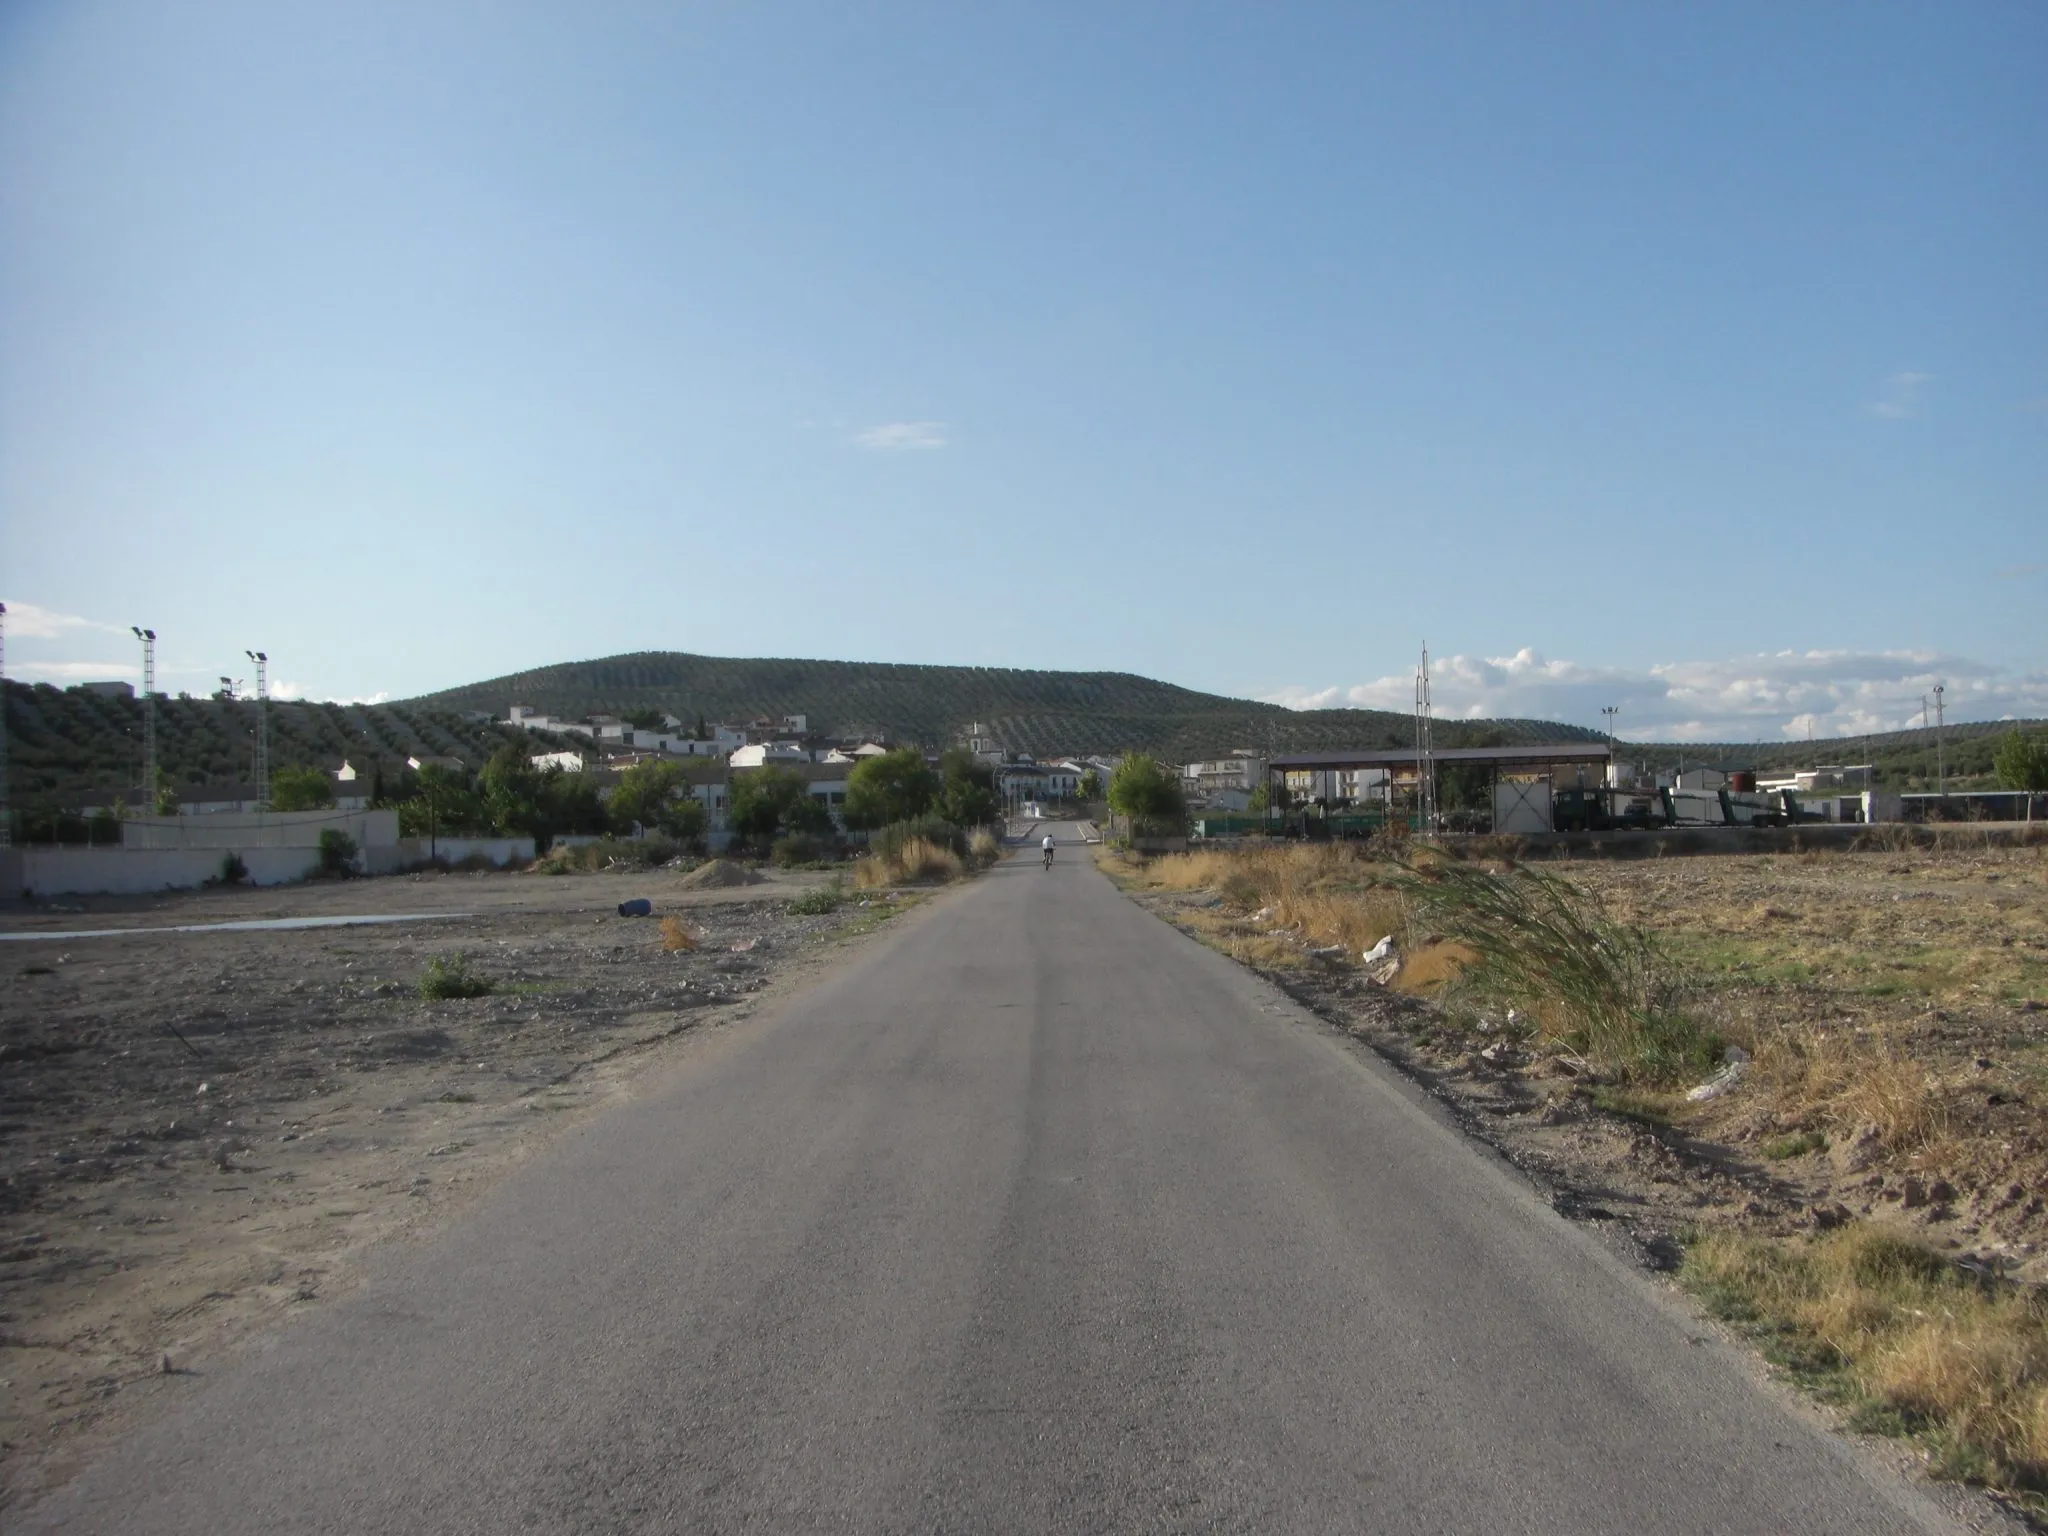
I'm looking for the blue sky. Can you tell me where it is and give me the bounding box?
[3,2,2042,741]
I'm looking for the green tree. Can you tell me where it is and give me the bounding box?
[152,768,177,816]
[269,764,336,812]
[1107,753,1187,832]
[609,758,708,840]
[1993,729,2048,793]
[934,747,999,828]
[730,765,817,844]
[781,791,835,838]
[1078,769,1101,800]
[622,707,666,732]
[843,747,938,830]
[397,763,488,844]
[479,744,547,838]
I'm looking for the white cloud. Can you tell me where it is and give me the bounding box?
[322,691,392,706]
[1867,370,1931,419]
[0,600,129,640]
[854,420,947,451]
[1266,647,2048,742]
[10,659,142,683]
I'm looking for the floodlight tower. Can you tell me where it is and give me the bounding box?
[1933,682,1947,798]
[0,602,9,847]
[132,627,157,812]
[246,650,270,807]
[1414,643,1437,834]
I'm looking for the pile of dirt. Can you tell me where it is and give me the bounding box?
[676,859,766,890]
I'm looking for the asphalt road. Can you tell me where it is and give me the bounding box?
[21,831,1965,1533]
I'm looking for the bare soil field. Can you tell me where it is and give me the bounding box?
[0,864,926,1506]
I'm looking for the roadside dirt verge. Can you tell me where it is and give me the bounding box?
[0,866,925,1506]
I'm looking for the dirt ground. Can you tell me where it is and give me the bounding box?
[1119,838,2048,1285]
[0,863,928,1507]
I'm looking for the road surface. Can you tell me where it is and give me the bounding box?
[20,829,1965,1533]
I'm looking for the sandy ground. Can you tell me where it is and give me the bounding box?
[1121,839,2048,1286]
[0,863,928,1507]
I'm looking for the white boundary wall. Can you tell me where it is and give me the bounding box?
[123,810,399,849]
[3,846,320,898]
[368,837,536,872]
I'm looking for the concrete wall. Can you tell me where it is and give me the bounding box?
[367,836,536,873]
[122,809,400,850]
[2,846,320,898]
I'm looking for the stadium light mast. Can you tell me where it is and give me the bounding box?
[246,650,270,808]
[1933,682,1947,799]
[1414,643,1436,835]
[132,627,157,813]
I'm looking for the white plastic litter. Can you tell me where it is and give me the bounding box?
[1686,1047,1751,1102]
[1361,936,1395,964]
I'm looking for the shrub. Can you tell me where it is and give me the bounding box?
[417,953,494,1000]
[967,827,1000,867]
[532,836,687,874]
[218,851,249,885]
[658,916,699,951]
[317,828,360,876]
[871,815,966,861]
[771,833,826,868]
[788,882,843,915]
[853,836,965,888]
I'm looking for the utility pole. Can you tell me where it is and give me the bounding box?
[0,602,9,847]
[1933,683,1946,798]
[132,627,157,813]
[246,651,270,808]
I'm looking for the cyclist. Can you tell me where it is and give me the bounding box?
[1041,832,1055,869]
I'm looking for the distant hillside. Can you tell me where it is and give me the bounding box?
[1623,719,2047,793]
[406,650,1601,762]
[1,681,580,810]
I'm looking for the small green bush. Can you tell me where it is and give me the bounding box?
[772,833,826,868]
[218,851,249,885]
[417,953,494,1000]
[317,828,360,876]
[788,881,842,915]
[1763,1130,1828,1160]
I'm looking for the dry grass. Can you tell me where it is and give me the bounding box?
[853,836,966,889]
[1686,1225,2048,1495]
[659,916,699,952]
[1746,1019,1947,1151]
[967,828,1001,867]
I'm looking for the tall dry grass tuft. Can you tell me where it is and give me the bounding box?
[1397,859,1714,1081]
[1749,1020,1947,1150]
[967,828,1001,867]
[1139,844,1410,960]
[854,836,965,889]
[1685,1225,2048,1494]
